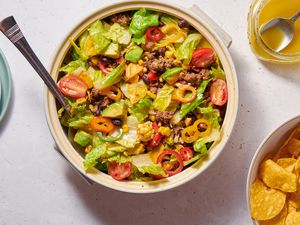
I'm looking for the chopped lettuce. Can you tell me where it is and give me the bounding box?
[161,67,183,84]
[198,105,221,128]
[67,112,93,128]
[176,33,202,64]
[83,145,107,170]
[129,98,152,122]
[74,130,92,147]
[104,23,131,45]
[153,84,174,111]
[137,164,167,177]
[120,80,148,104]
[88,20,111,53]
[101,102,128,118]
[59,60,86,74]
[171,79,210,124]
[211,66,226,80]
[116,116,139,148]
[125,46,143,63]
[129,8,159,39]
[107,154,131,163]
[183,154,205,167]
[193,128,221,153]
[94,61,126,90]
[160,14,178,25]
[132,35,146,45]
[102,42,121,59]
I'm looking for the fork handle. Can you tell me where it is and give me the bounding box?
[0,16,70,113]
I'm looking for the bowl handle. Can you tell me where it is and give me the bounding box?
[53,144,93,185]
[187,5,232,48]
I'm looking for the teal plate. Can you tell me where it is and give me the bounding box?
[0,49,12,122]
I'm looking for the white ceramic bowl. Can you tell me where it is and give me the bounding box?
[246,115,300,224]
[44,0,239,193]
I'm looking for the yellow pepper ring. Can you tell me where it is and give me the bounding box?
[193,119,212,138]
[161,24,186,43]
[101,86,122,101]
[172,84,197,103]
[181,125,201,143]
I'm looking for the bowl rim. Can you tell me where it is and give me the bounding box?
[246,114,300,224]
[44,0,239,193]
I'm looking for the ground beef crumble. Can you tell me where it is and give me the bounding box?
[178,69,210,86]
[109,13,131,27]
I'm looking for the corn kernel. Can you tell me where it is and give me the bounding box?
[184,117,192,127]
[159,127,171,137]
[174,59,181,66]
[85,145,92,153]
[76,97,86,105]
[123,124,129,133]
[91,57,98,65]
[165,51,173,58]
[149,115,156,121]
[143,67,148,73]
[138,59,144,65]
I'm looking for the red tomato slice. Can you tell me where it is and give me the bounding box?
[210,79,228,106]
[180,147,194,161]
[58,75,88,98]
[157,150,184,176]
[108,162,132,181]
[190,48,216,69]
[146,26,164,42]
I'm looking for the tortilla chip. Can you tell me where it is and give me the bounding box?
[260,159,297,192]
[285,211,300,225]
[250,179,286,220]
[260,204,287,225]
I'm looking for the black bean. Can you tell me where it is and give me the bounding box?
[99,56,110,66]
[141,74,150,85]
[178,18,189,29]
[112,119,122,126]
[157,47,167,55]
[159,21,164,27]
[197,123,208,132]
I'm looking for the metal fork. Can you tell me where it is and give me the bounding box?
[0,16,70,113]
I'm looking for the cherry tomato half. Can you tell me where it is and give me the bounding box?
[157,150,184,176]
[91,116,115,132]
[58,75,88,98]
[146,26,164,42]
[190,48,216,69]
[210,79,228,106]
[108,161,132,181]
[180,147,194,161]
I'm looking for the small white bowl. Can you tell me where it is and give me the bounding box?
[246,115,300,224]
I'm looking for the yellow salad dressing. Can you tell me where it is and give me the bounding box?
[249,0,300,62]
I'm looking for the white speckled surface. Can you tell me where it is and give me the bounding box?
[1,0,300,224]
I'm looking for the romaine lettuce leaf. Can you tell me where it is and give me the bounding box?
[94,61,126,90]
[176,33,202,64]
[104,23,131,45]
[129,98,152,122]
[116,116,139,148]
[198,105,221,128]
[211,66,226,80]
[59,60,86,74]
[193,128,221,153]
[120,80,148,104]
[107,154,131,163]
[66,111,93,129]
[153,84,174,111]
[129,8,159,39]
[88,20,111,53]
[83,145,107,170]
[137,164,167,177]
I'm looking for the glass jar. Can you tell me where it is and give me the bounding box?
[248,0,300,63]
